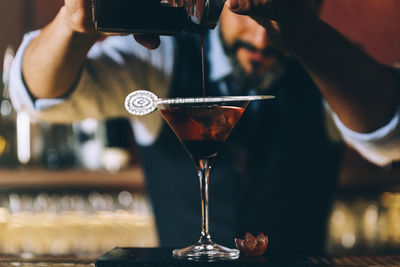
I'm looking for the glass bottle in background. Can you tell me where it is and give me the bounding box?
[39,122,77,169]
[73,118,106,170]
[0,46,77,169]
[102,118,135,173]
[0,46,18,167]
[73,118,135,172]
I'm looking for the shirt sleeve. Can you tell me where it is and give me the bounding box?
[9,31,176,146]
[333,104,400,166]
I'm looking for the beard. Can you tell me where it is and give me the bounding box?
[220,31,292,92]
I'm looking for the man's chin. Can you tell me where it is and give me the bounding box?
[232,59,287,91]
[221,35,289,91]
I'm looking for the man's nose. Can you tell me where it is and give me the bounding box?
[251,26,268,50]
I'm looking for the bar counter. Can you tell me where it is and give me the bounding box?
[0,167,145,190]
[0,253,96,266]
[2,248,400,267]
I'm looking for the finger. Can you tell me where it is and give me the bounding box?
[133,34,161,50]
[64,0,96,33]
[227,0,271,16]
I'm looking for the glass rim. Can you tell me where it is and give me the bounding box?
[156,95,275,105]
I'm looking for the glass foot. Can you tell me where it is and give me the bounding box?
[173,243,239,260]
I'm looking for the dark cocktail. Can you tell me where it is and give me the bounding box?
[159,105,245,161]
[125,91,274,260]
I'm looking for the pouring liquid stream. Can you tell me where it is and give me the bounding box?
[201,33,206,102]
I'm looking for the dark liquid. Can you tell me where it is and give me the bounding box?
[183,140,224,160]
[160,105,245,160]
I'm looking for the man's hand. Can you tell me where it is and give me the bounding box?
[225,0,318,21]
[63,0,160,49]
[226,0,400,135]
[225,0,319,53]
[23,0,161,100]
[64,0,96,33]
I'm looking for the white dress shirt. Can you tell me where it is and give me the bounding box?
[9,27,400,166]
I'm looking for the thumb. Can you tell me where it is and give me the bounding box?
[134,34,161,50]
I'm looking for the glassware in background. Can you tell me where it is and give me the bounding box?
[0,45,43,167]
[73,118,133,172]
[0,190,158,256]
[326,191,400,254]
[0,46,18,167]
[0,45,134,170]
[102,118,136,173]
[72,119,105,170]
[26,117,133,171]
[38,123,77,169]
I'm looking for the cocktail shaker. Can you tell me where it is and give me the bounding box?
[92,0,226,35]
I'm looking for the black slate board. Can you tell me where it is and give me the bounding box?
[95,247,311,267]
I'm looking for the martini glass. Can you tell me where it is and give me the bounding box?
[125,90,274,260]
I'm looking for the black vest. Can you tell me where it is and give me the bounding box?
[139,33,343,255]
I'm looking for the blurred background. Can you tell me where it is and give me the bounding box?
[0,0,400,258]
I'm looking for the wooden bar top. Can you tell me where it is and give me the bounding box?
[2,249,400,267]
[0,166,145,190]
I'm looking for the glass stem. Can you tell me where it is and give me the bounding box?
[197,159,213,245]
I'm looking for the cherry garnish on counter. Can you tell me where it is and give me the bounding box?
[235,232,268,257]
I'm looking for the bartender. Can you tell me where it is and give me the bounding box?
[10,0,400,255]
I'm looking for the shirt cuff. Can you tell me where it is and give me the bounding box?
[34,98,68,111]
[333,105,400,166]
